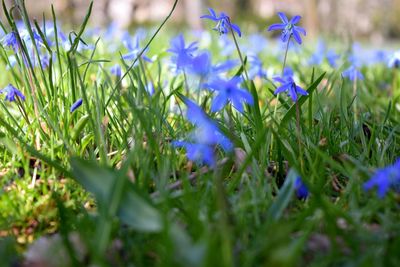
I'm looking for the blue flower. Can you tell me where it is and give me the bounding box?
[308,41,325,66]
[168,34,198,71]
[373,50,388,64]
[0,84,25,102]
[188,52,237,80]
[122,32,152,63]
[184,98,232,150]
[273,70,308,102]
[268,12,306,44]
[363,159,400,198]
[248,54,267,79]
[145,82,155,96]
[245,34,268,55]
[173,98,233,166]
[388,51,400,68]
[201,8,241,37]
[326,50,340,68]
[1,32,19,52]
[204,76,254,113]
[342,65,364,81]
[110,64,122,77]
[70,98,83,113]
[173,141,215,166]
[295,177,309,200]
[218,35,235,57]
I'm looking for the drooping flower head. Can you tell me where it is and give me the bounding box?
[204,76,254,113]
[70,98,83,113]
[1,32,19,52]
[363,159,400,198]
[0,84,25,102]
[268,12,306,44]
[201,8,241,37]
[273,68,308,102]
[295,177,309,200]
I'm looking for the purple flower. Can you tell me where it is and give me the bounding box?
[363,159,400,198]
[70,98,83,113]
[295,177,309,200]
[273,70,308,102]
[201,8,241,37]
[168,34,198,71]
[0,84,25,102]
[204,76,254,113]
[268,12,306,44]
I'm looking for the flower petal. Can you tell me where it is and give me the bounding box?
[268,23,286,31]
[290,15,301,24]
[230,23,242,37]
[211,92,228,113]
[277,12,289,23]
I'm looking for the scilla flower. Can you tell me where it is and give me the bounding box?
[2,32,19,52]
[363,159,400,198]
[268,12,306,44]
[273,69,308,102]
[0,84,25,102]
[173,98,232,166]
[168,34,198,71]
[110,64,122,77]
[342,65,364,81]
[70,98,83,113]
[388,51,400,68]
[201,8,241,37]
[204,76,254,113]
[295,177,309,200]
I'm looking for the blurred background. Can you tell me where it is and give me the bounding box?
[3,0,400,43]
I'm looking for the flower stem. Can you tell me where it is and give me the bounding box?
[353,75,358,122]
[296,101,304,171]
[228,20,250,81]
[271,39,291,158]
[282,40,291,75]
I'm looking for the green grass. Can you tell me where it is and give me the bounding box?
[1,0,400,266]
